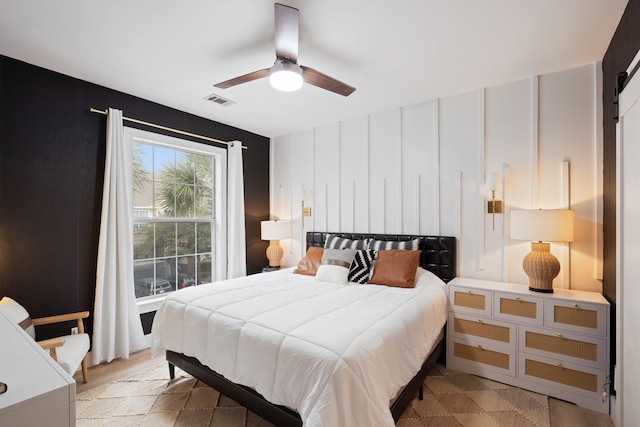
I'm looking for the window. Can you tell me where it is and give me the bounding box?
[133,210,150,230]
[126,127,227,305]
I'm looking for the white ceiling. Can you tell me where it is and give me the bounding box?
[0,0,628,138]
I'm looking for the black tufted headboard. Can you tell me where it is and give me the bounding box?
[306,232,457,283]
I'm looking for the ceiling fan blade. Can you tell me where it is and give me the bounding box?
[301,66,356,97]
[274,3,299,62]
[213,68,270,89]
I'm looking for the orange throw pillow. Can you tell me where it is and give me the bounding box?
[369,250,421,288]
[293,247,324,276]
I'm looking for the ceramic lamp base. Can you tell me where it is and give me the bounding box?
[266,240,284,268]
[522,241,560,293]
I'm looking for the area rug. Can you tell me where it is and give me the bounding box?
[76,363,550,427]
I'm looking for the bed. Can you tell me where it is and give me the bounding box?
[151,232,456,427]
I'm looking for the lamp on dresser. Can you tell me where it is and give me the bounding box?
[510,209,574,293]
[261,220,290,268]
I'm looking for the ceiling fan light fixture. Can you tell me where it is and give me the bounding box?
[212,4,354,96]
[269,60,303,92]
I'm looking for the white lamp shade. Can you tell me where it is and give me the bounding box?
[510,209,574,242]
[261,220,290,241]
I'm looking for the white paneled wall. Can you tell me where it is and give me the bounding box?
[339,116,369,233]
[401,101,440,235]
[369,109,402,234]
[314,124,341,233]
[485,77,534,284]
[270,63,603,292]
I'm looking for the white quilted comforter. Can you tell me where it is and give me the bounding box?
[151,268,447,427]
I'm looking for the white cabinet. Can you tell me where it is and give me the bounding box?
[0,312,76,426]
[447,277,610,414]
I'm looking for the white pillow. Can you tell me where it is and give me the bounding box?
[414,267,446,289]
[316,248,357,284]
[0,297,36,339]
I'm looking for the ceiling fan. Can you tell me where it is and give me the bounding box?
[213,3,356,97]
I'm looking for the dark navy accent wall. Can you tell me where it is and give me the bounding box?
[0,54,270,340]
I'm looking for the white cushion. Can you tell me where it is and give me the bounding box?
[0,296,36,339]
[55,333,90,376]
[316,248,356,284]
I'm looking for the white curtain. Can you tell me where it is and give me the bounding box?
[92,108,145,365]
[227,141,247,278]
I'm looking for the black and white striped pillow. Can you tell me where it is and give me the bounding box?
[348,250,377,284]
[368,238,421,251]
[324,234,370,250]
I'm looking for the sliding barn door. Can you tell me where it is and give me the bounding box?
[617,68,640,427]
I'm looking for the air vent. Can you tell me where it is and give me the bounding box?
[203,93,235,107]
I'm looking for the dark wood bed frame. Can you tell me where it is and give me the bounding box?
[167,232,456,426]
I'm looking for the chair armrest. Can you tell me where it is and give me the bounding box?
[37,337,66,362]
[32,311,90,334]
[38,337,66,350]
[32,311,90,326]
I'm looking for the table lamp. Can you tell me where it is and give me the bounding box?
[510,209,574,293]
[261,220,290,268]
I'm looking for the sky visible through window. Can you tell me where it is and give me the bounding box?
[137,143,183,175]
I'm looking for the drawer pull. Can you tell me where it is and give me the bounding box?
[478,319,484,324]
[515,297,521,301]
[557,362,563,368]
[477,345,483,350]
[467,290,473,294]
[557,333,563,338]
[573,304,579,308]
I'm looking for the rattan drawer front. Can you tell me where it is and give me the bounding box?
[555,306,597,328]
[449,312,515,347]
[501,298,536,318]
[545,300,607,337]
[449,286,492,316]
[527,331,595,360]
[455,318,509,342]
[525,359,596,392]
[519,354,606,398]
[493,292,543,325]
[519,326,607,369]
[453,342,511,371]
[456,292,485,310]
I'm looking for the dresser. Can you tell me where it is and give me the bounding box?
[0,312,76,426]
[446,277,610,413]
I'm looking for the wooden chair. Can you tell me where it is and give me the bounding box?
[32,311,91,382]
[0,297,91,383]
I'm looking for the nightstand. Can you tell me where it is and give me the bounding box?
[446,277,610,413]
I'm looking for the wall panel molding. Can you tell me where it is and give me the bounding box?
[530,75,540,208]
[478,89,487,271]
[271,64,603,293]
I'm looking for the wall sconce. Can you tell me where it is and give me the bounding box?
[510,209,574,293]
[486,172,503,230]
[261,220,291,268]
[299,185,311,218]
